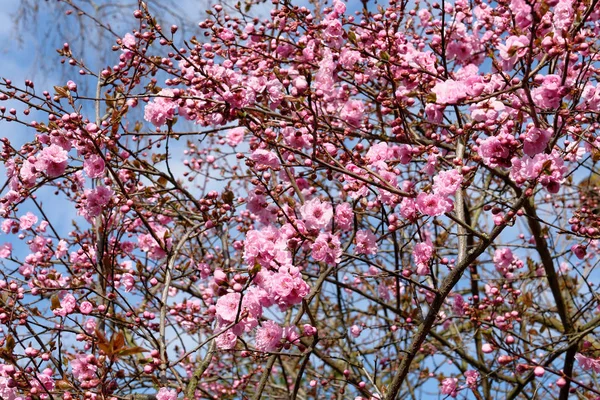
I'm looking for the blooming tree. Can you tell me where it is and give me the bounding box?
[1,0,600,399]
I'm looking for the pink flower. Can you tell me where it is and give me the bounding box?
[255,321,283,352]
[335,202,354,231]
[339,99,364,127]
[36,144,69,177]
[251,149,281,169]
[0,243,11,259]
[432,169,463,197]
[79,301,93,314]
[216,292,242,323]
[413,242,433,265]
[478,135,511,168]
[71,354,97,381]
[20,159,38,185]
[243,228,277,268]
[399,197,417,220]
[350,325,362,338]
[32,368,55,398]
[355,229,378,255]
[432,79,468,104]
[156,387,177,400]
[498,35,529,64]
[493,248,514,269]
[416,192,453,216]
[215,327,238,350]
[312,233,342,265]
[55,240,68,259]
[121,33,136,51]
[300,198,333,231]
[54,293,77,317]
[464,370,479,388]
[81,186,113,220]
[83,154,106,178]
[532,74,564,109]
[441,377,458,397]
[576,353,600,373]
[19,212,38,230]
[414,242,433,275]
[510,150,567,193]
[522,126,551,157]
[144,89,178,127]
[226,127,245,147]
[121,273,135,292]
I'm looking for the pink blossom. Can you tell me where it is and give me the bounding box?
[20,159,38,186]
[215,327,238,350]
[226,127,245,147]
[432,169,463,197]
[335,202,354,231]
[339,99,364,127]
[32,368,54,398]
[251,149,281,169]
[432,79,468,104]
[156,387,177,400]
[243,228,277,268]
[0,243,11,259]
[121,33,136,52]
[464,370,479,388]
[36,144,69,177]
[414,242,433,275]
[71,354,97,381]
[55,239,68,259]
[576,353,600,373]
[413,242,433,265]
[441,377,458,397]
[522,126,551,157]
[493,248,514,269]
[510,150,567,193]
[299,198,333,231]
[532,75,564,109]
[82,186,114,219]
[144,89,178,127]
[255,321,283,352]
[1,220,14,234]
[415,192,453,216]
[83,154,106,178]
[497,35,529,65]
[79,301,93,314]
[121,273,135,292]
[19,212,38,230]
[355,229,378,255]
[399,197,417,220]
[216,292,242,323]
[350,325,362,338]
[54,293,77,317]
[312,233,342,265]
[478,135,511,168]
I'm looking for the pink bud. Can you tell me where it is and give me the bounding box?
[482,343,494,353]
[214,269,227,285]
[571,244,586,260]
[534,366,545,377]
